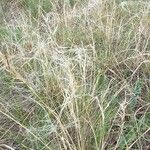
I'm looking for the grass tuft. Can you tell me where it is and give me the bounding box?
[0,0,150,149]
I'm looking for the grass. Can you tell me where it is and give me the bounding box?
[0,0,150,149]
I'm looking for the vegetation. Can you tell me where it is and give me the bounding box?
[0,0,150,149]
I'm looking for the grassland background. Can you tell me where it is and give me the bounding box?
[0,0,150,149]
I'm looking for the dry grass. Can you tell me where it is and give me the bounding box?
[0,0,150,149]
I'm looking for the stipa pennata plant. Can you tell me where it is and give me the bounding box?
[0,0,150,150]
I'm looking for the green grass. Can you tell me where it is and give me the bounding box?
[0,0,150,149]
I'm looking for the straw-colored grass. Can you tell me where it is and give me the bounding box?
[0,0,150,149]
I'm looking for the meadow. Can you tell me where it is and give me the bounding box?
[0,0,150,149]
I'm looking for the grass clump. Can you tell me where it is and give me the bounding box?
[0,0,150,149]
